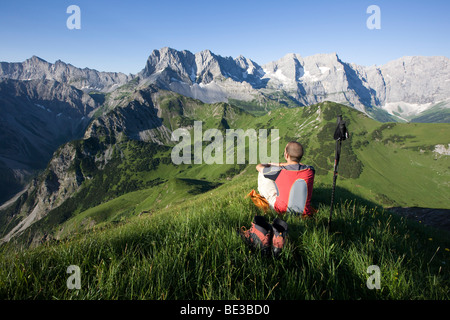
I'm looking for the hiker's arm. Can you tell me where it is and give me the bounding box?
[269,162,289,167]
[256,163,269,172]
[256,162,287,172]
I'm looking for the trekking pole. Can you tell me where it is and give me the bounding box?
[327,115,349,231]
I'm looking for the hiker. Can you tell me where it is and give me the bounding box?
[239,141,315,257]
[256,141,315,217]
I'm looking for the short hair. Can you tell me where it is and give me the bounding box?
[285,141,303,163]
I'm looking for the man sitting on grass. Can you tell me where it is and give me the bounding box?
[256,141,315,217]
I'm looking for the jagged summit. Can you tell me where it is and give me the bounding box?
[135,48,450,119]
[1,48,449,119]
[27,55,47,63]
[0,56,132,92]
[139,47,265,86]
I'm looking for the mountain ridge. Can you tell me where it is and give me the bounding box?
[135,47,450,121]
[0,55,132,93]
[2,48,449,122]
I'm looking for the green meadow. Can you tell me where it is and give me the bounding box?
[0,171,448,300]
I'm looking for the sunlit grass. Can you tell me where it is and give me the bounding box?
[0,176,448,300]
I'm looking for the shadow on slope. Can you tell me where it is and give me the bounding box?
[310,184,450,238]
[388,207,450,233]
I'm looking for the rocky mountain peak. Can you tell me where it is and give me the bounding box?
[0,56,132,92]
[137,48,449,120]
[27,55,47,64]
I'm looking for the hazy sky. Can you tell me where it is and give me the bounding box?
[1,0,449,74]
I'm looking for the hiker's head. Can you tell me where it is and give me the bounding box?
[284,141,303,163]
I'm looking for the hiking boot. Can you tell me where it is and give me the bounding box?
[239,215,272,255]
[271,218,288,258]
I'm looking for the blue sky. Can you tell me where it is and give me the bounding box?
[0,0,449,74]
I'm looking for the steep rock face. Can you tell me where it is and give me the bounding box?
[141,47,196,85]
[0,142,85,243]
[0,79,97,203]
[347,56,450,119]
[381,56,449,104]
[140,48,265,87]
[139,48,265,103]
[84,86,172,145]
[0,56,132,92]
[262,53,368,111]
[377,56,450,118]
[262,53,305,91]
[138,48,450,118]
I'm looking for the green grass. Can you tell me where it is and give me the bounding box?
[55,178,222,240]
[0,172,448,300]
[411,102,450,123]
[343,121,450,208]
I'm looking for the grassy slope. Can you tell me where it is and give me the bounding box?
[352,125,450,208]
[333,117,450,208]
[54,178,221,239]
[0,170,448,300]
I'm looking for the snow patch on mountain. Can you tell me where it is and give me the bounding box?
[383,101,433,118]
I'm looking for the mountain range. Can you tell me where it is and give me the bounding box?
[0,48,449,244]
[139,48,450,122]
[2,48,450,121]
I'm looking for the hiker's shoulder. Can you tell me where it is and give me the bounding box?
[286,163,315,172]
[302,164,315,172]
[302,164,315,173]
